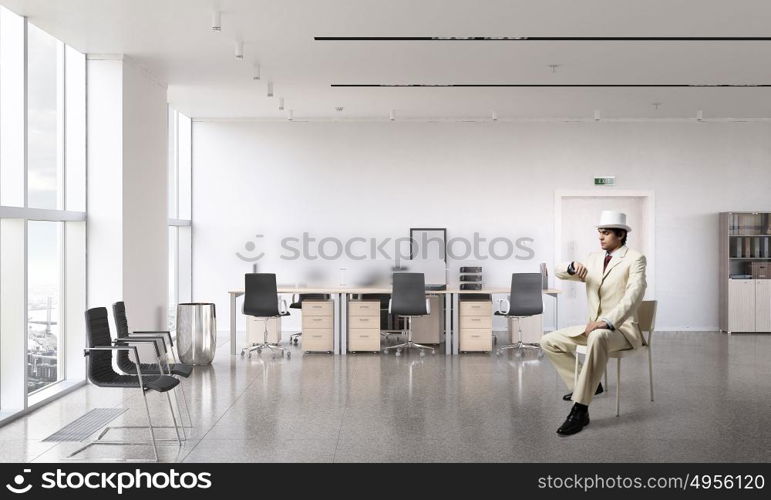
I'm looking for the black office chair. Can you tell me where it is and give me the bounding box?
[495,273,544,357]
[383,273,435,357]
[288,293,330,345]
[71,308,182,462]
[112,301,193,431]
[242,273,291,359]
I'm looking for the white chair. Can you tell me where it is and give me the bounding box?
[574,300,657,416]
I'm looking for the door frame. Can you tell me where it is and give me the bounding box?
[554,190,656,325]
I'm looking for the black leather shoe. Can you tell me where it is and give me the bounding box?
[562,382,603,401]
[557,407,590,436]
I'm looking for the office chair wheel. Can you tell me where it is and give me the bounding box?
[431,349,435,355]
[419,351,425,358]
[247,352,252,359]
[514,350,523,358]
[537,350,544,359]
[395,350,401,357]
[240,351,245,358]
[495,349,501,356]
[286,352,291,359]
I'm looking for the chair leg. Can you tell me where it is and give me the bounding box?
[142,390,160,463]
[648,347,654,402]
[573,350,579,389]
[615,358,621,417]
[166,393,183,446]
[604,364,608,389]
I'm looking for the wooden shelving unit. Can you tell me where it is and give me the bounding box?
[719,212,771,333]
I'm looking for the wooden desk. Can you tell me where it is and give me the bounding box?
[227,287,561,355]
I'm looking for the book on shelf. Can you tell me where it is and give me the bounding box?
[754,238,761,258]
[744,237,751,257]
[765,238,770,258]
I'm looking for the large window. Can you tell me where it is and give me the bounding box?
[0,7,86,418]
[167,108,192,331]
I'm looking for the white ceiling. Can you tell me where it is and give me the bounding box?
[5,0,771,119]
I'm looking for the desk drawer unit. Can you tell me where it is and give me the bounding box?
[302,300,334,352]
[460,300,493,352]
[302,315,333,330]
[348,300,380,352]
[303,300,333,316]
[460,329,492,352]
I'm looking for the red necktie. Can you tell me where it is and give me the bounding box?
[603,253,612,271]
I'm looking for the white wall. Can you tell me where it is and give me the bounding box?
[87,57,168,331]
[192,120,771,332]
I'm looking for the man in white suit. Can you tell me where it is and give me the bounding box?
[540,210,647,436]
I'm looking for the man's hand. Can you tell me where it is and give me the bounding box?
[584,320,609,335]
[572,261,588,280]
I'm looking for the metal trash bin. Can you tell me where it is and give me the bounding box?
[177,303,217,365]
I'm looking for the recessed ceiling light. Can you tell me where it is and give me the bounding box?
[335,106,344,112]
[279,97,285,111]
[211,10,221,31]
[252,63,260,80]
[491,111,498,121]
[593,110,601,121]
[548,64,561,73]
[288,109,294,121]
[697,110,704,121]
[652,102,662,110]
[234,40,243,59]
[267,81,274,97]
[389,109,395,121]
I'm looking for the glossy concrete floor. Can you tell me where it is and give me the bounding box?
[1,330,770,462]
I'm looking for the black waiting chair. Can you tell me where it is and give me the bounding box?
[112,301,193,431]
[495,273,544,357]
[242,273,291,359]
[288,293,330,345]
[71,307,183,462]
[383,273,435,357]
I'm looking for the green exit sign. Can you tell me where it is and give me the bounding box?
[594,176,615,186]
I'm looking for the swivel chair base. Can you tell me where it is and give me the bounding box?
[496,341,544,358]
[241,323,291,360]
[383,318,435,357]
[496,320,544,358]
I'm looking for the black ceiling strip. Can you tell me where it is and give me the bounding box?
[331,84,771,88]
[315,36,771,41]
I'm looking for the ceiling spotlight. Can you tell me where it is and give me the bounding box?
[288,109,294,121]
[211,10,222,31]
[697,110,704,121]
[652,102,662,110]
[548,64,561,73]
[335,106,344,112]
[267,81,274,97]
[279,97,285,111]
[491,111,498,121]
[234,40,244,59]
[593,110,601,121]
[389,109,395,121]
[252,63,261,80]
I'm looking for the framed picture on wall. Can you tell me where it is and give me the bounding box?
[409,227,447,262]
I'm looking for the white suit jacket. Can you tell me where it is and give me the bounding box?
[555,245,647,348]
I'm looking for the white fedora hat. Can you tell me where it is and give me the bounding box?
[597,210,632,232]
